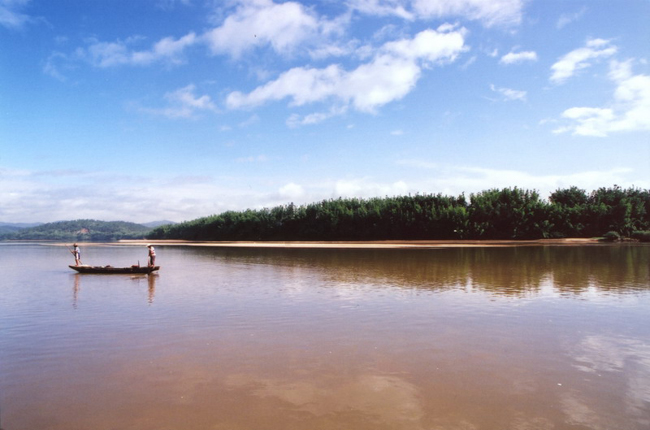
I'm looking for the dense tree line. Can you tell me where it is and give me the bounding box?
[148,186,650,241]
[2,219,152,241]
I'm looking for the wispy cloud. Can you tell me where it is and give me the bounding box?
[410,0,524,27]
[0,0,32,29]
[2,164,647,224]
[550,38,617,84]
[286,106,348,127]
[554,60,650,136]
[347,0,414,20]
[500,50,537,65]
[490,84,526,101]
[83,33,198,68]
[138,84,218,119]
[44,0,523,78]
[38,0,521,126]
[45,0,350,77]
[226,26,467,118]
[394,162,646,199]
[557,7,587,29]
[348,0,525,27]
[0,168,261,223]
[155,0,192,11]
[43,51,71,81]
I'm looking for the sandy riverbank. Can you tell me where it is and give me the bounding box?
[116,238,605,249]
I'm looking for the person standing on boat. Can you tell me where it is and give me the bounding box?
[147,244,156,267]
[71,243,82,266]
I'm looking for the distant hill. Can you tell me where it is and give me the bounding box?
[0,222,43,228]
[142,220,176,228]
[1,219,152,241]
[0,222,43,235]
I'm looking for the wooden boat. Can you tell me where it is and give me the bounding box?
[69,264,160,274]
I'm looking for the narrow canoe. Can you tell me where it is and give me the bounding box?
[69,265,160,274]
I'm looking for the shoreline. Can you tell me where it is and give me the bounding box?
[115,238,609,249]
[5,238,641,249]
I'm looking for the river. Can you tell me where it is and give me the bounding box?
[1,243,649,430]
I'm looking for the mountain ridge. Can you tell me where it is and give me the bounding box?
[0,219,170,241]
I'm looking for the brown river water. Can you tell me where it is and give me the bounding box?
[1,243,649,430]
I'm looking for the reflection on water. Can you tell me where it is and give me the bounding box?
[225,372,424,425]
[196,245,650,296]
[0,243,649,430]
[72,273,157,308]
[569,335,650,425]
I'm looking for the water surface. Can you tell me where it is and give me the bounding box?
[1,243,649,430]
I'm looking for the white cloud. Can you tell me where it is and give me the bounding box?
[500,50,537,65]
[550,38,617,84]
[45,0,520,80]
[411,0,524,27]
[84,40,130,67]
[609,58,633,82]
[0,0,31,29]
[82,33,197,68]
[132,33,198,65]
[3,164,647,224]
[348,0,524,27]
[227,64,345,109]
[226,26,466,117]
[461,55,477,70]
[335,178,409,198]
[347,0,414,20]
[279,182,305,199]
[394,162,646,199]
[286,106,348,127]
[43,51,70,81]
[46,0,351,77]
[383,23,466,63]
[50,1,334,73]
[554,60,650,136]
[345,56,422,112]
[155,0,192,11]
[490,84,526,101]
[0,168,267,224]
[164,84,217,117]
[554,107,614,137]
[139,84,217,119]
[202,0,323,58]
[557,7,586,29]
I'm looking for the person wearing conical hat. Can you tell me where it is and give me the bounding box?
[147,244,156,267]
[71,243,82,266]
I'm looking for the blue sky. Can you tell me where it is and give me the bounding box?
[1,0,649,224]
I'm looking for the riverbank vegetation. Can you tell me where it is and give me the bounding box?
[147,186,650,242]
